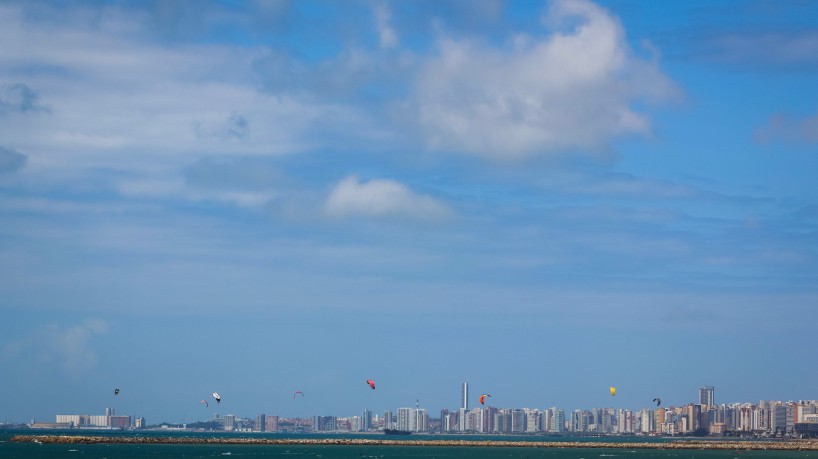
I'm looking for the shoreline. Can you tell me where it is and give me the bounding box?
[11,435,818,450]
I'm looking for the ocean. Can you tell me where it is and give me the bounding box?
[1,430,814,459]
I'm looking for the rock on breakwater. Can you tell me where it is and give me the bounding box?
[10,435,818,450]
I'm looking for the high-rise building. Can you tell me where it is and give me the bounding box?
[525,409,541,432]
[415,408,428,432]
[466,407,483,432]
[699,386,715,407]
[224,414,236,431]
[397,408,412,431]
[314,416,337,432]
[256,414,266,432]
[439,409,450,432]
[462,382,469,410]
[511,409,526,433]
[268,416,282,431]
[549,408,566,433]
[361,409,372,431]
[640,409,653,433]
[571,410,590,432]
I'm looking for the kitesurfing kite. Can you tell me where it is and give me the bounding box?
[653,398,662,406]
[200,400,209,408]
[366,379,376,390]
[293,391,305,399]
[479,394,491,405]
[610,386,616,396]
[114,388,120,395]
[213,392,221,404]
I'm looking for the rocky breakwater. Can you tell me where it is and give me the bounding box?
[11,435,818,450]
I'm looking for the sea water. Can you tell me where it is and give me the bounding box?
[1,430,813,459]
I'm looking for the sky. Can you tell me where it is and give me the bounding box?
[1,0,817,425]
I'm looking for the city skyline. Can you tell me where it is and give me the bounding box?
[29,385,818,437]
[13,384,818,429]
[2,0,817,424]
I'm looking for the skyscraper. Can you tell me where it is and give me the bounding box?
[462,382,469,410]
[361,409,372,431]
[699,386,715,407]
[397,408,412,431]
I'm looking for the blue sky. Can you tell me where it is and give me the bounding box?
[1,0,817,424]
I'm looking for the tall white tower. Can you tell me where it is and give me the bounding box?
[461,382,469,410]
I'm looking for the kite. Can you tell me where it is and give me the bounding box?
[213,392,221,404]
[479,394,491,405]
[293,391,305,399]
[610,386,616,397]
[366,379,376,390]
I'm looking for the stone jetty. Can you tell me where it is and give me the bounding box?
[10,435,818,450]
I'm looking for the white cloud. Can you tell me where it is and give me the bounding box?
[1,319,109,378]
[52,319,109,377]
[0,3,378,177]
[325,175,450,221]
[373,2,398,49]
[119,177,277,208]
[704,30,818,71]
[412,0,678,160]
[756,111,818,144]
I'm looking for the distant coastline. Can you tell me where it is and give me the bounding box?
[11,435,818,450]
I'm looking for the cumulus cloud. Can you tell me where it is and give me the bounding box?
[0,145,27,174]
[325,175,450,221]
[756,112,818,144]
[411,0,677,160]
[1,319,109,378]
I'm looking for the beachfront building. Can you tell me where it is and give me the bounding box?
[361,410,372,431]
[264,415,279,432]
[223,414,236,431]
[55,409,129,429]
[640,409,653,433]
[571,410,591,432]
[397,408,411,431]
[524,409,541,432]
[314,416,336,432]
[548,408,566,433]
